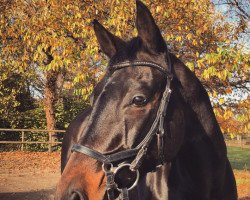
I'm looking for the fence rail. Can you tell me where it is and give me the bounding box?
[0,128,65,152]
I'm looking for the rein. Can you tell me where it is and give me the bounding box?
[72,54,173,200]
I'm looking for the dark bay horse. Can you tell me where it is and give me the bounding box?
[56,1,237,199]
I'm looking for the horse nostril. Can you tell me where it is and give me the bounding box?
[70,191,87,200]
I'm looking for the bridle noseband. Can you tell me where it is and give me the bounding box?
[71,55,173,200]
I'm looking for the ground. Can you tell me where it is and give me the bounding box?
[0,151,249,200]
[0,152,60,200]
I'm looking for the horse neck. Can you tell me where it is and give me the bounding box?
[166,104,217,199]
[170,53,226,158]
[133,110,216,200]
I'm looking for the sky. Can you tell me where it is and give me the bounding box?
[213,0,250,52]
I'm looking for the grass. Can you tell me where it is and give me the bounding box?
[227,147,250,198]
[227,146,250,170]
[236,179,250,184]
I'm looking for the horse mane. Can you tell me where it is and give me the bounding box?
[108,37,143,66]
[170,54,227,159]
[166,53,236,198]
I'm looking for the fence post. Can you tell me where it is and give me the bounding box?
[21,131,24,151]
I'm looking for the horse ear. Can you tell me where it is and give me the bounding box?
[93,19,125,58]
[136,0,166,52]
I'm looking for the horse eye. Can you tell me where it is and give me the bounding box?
[132,96,148,106]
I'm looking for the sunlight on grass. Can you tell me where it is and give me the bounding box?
[236,179,250,184]
[227,146,250,170]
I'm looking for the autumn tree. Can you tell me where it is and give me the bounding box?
[0,0,249,137]
[0,69,36,127]
[1,0,96,131]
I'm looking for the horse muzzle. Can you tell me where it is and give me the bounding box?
[56,190,87,200]
[55,152,107,200]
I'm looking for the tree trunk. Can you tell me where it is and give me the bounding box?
[43,47,65,152]
[44,70,60,152]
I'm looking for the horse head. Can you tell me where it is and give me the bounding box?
[55,1,237,200]
[56,1,186,199]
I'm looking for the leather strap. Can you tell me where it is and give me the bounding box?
[110,61,172,78]
[72,144,138,164]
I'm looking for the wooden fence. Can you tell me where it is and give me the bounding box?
[0,128,65,152]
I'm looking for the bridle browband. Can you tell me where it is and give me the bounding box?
[71,54,173,200]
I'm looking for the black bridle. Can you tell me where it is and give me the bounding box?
[71,54,173,200]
